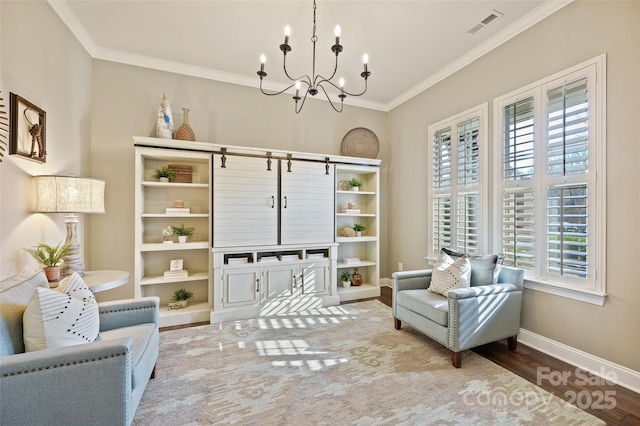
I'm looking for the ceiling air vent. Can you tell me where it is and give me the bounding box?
[468,10,504,35]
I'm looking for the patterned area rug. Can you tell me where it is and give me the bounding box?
[134,300,603,425]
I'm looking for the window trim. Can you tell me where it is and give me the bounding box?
[427,103,488,260]
[492,54,607,305]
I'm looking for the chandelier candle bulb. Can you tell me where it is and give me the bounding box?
[363,54,369,72]
[335,25,341,45]
[284,25,290,45]
[260,55,265,72]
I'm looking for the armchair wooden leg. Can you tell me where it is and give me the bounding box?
[394,318,402,330]
[451,351,462,368]
[150,365,157,379]
[508,335,517,351]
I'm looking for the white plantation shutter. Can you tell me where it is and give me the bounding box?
[433,128,452,190]
[546,184,588,278]
[458,118,480,185]
[432,196,452,253]
[547,77,589,177]
[502,188,535,269]
[428,104,487,258]
[495,56,605,300]
[457,192,479,254]
[503,97,535,181]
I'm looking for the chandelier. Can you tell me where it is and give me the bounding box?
[257,0,371,113]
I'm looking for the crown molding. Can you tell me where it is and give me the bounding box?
[49,0,571,113]
[386,0,574,111]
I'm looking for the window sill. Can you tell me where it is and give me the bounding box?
[524,279,607,306]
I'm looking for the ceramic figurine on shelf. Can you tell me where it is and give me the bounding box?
[156,93,174,139]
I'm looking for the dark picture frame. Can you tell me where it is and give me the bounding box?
[9,92,46,163]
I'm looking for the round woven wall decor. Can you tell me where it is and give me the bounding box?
[341,127,380,159]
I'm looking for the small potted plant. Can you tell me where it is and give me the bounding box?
[153,166,177,182]
[349,178,362,191]
[353,223,367,237]
[171,223,195,243]
[340,271,352,288]
[172,288,193,308]
[23,241,71,283]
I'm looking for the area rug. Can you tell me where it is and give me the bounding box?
[133,300,603,425]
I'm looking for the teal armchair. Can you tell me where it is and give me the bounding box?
[392,263,524,367]
[0,270,159,425]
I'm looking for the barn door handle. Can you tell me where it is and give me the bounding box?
[283,196,288,208]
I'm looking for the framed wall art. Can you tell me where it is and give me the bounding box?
[9,92,46,163]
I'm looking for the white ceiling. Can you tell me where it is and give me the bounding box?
[49,0,571,111]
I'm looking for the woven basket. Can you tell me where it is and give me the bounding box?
[168,164,193,183]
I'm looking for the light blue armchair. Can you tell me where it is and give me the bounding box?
[392,262,524,368]
[0,270,159,425]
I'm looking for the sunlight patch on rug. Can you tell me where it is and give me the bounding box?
[134,300,603,425]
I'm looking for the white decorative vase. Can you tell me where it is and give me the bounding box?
[160,177,169,183]
[342,280,351,288]
[351,187,359,192]
[356,231,362,237]
[178,235,187,243]
[179,300,188,308]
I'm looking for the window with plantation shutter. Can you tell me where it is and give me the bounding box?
[494,55,606,304]
[428,104,487,259]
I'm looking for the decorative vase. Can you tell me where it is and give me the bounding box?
[43,266,60,283]
[175,108,196,141]
[352,269,363,286]
[351,186,359,192]
[342,280,351,288]
[356,231,362,237]
[178,235,187,243]
[179,300,188,308]
[159,177,169,183]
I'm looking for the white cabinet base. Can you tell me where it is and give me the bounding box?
[337,283,381,302]
[159,302,212,327]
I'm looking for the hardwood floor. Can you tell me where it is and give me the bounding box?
[377,286,640,426]
[161,288,639,424]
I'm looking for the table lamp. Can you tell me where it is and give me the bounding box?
[33,175,105,276]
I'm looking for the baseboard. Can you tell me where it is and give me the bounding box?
[380,277,392,288]
[519,328,640,394]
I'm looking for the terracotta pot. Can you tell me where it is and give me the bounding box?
[43,266,60,282]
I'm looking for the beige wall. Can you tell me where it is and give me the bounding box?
[88,60,388,301]
[387,0,640,371]
[2,0,639,374]
[0,1,93,276]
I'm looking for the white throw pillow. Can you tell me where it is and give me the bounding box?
[428,250,471,296]
[23,273,99,352]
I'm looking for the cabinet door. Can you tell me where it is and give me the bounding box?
[262,264,298,301]
[301,260,330,295]
[222,266,262,307]
[281,160,334,244]
[213,155,278,247]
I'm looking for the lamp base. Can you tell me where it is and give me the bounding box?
[61,214,85,277]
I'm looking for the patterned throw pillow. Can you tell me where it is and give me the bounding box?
[442,247,502,286]
[428,250,471,296]
[23,273,99,352]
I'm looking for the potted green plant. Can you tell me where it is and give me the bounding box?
[172,287,194,308]
[340,271,352,288]
[353,223,367,236]
[153,166,177,182]
[349,178,362,191]
[23,242,71,282]
[171,223,195,243]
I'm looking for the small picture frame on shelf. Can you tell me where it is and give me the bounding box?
[170,259,184,271]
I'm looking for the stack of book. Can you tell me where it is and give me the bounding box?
[227,257,249,265]
[166,207,191,215]
[164,269,189,279]
[307,252,325,259]
[258,255,278,263]
[343,257,361,265]
[280,254,300,261]
[341,208,361,214]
